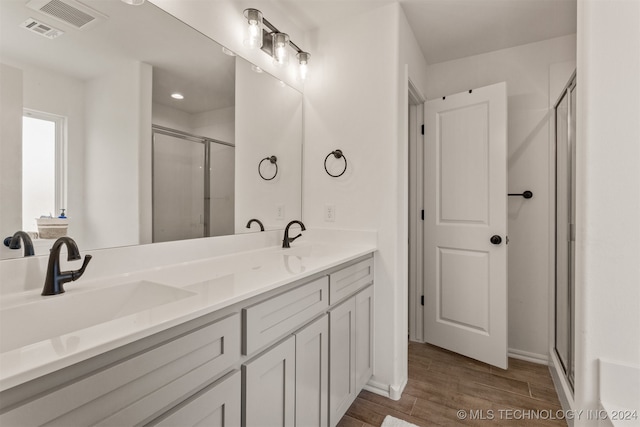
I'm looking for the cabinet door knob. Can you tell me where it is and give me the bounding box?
[490,235,502,245]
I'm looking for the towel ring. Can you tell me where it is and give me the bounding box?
[324,149,347,178]
[259,155,278,181]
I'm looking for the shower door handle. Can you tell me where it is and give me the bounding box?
[490,235,502,245]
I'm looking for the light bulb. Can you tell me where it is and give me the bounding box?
[272,32,289,67]
[243,9,263,49]
[297,52,310,81]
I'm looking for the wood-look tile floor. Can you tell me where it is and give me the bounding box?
[339,342,566,427]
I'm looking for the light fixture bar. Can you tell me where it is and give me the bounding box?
[261,16,304,54]
[244,9,310,80]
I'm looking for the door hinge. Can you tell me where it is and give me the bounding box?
[421,209,424,220]
[421,124,424,135]
[421,295,424,306]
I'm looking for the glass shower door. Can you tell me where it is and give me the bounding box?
[554,74,576,390]
[153,132,205,243]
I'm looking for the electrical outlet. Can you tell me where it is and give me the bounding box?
[325,204,335,222]
[276,204,285,220]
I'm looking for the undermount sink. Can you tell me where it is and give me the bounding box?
[0,281,195,353]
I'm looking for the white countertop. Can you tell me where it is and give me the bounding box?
[0,240,376,392]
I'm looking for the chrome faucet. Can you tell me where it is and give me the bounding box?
[246,218,265,231]
[282,220,306,248]
[3,231,35,257]
[42,236,92,296]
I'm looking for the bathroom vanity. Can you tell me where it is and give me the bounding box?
[0,231,376,427]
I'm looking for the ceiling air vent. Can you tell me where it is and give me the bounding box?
[20,18,64,39]
[26,0,107,30]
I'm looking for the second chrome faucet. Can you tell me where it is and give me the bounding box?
[282,220,305,248]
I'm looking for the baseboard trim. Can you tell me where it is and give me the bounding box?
[363,377,408,401]
[508,348,549,365]
[363,379,390,398]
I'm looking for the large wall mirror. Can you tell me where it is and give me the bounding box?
[0,0,302,259]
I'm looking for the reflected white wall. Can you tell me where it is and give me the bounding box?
[84,61,150,250]
[235,57,302,232]
[0,63,23,241]
[0,61,86,246]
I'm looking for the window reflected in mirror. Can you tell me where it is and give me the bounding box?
[22,110,66,231]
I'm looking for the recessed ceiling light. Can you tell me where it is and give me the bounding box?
[171,93,184,100]
[121,0,145,5]
[251,64,263,73]
[222,47,236,56]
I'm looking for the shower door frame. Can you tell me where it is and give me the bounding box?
[151,124,234,242]
[553,71,577,392]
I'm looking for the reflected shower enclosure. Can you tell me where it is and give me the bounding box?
[152,126,234,243]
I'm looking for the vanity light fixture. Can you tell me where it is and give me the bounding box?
[297,51,310,81]
[171,93,184,100]
[242,8,310,79]
[121,0,145,5]
[272,32,290,66]
[243,8,263,49]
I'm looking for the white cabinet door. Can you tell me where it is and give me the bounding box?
[295,315,328,427]
[355,285,373,391]
[328,297,356,427]
[152,370,241,427]
[242,336,295,427]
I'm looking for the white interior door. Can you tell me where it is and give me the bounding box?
[423,82,508,369]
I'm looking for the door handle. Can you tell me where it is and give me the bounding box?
[490,235,502,245]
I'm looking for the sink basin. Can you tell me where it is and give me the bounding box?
[0,281,195,353]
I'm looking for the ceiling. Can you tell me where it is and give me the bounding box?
[0,0,235,114]
[275,0,577,64]
[1,0,577,114]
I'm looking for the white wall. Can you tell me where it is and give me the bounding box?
[575,0,640,422]
[425,35,577,360]
[84,61,151,249]
[152,103,235,144]
[152,102,192,132]
[0,64,23,244]
[192,107,235,144]
[304,3,428,398]
[0,61,86,245]
[19,64,86,242]
[235,57,302,232]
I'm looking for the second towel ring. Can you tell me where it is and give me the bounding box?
[324,149,348,178]
[259,155,278,181]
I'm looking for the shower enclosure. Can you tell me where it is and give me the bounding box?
[152,125,234,243]
[554,72,576,390]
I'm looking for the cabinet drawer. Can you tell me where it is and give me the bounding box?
[1,313,240,427]
[329,257,373,305]
[150,370,241,427]
[243,276,328,355]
